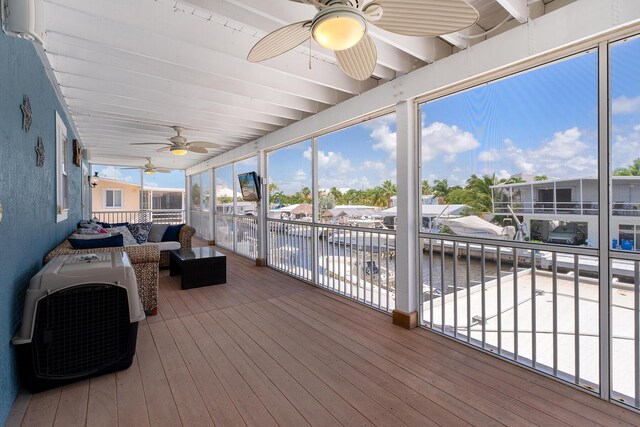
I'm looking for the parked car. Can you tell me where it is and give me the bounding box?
[547,224,586,245]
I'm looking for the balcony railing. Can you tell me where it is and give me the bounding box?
[419,233,626,399]
[92,209,185,224]
[215,214,258,260]
[493,201,600,215]
[267,219,396,312]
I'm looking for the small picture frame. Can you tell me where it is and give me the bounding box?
[73,139,81,167]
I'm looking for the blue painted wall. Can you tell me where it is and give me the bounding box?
[0,31,82,425]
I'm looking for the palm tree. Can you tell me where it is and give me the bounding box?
[465,173,499,214]
[534,175,548,181]
[421,180,430,196]
[614,158,640,176]
[300,186,312,200]
[432,179,451,199]
[329,186,342,200]
[379,180,397,208]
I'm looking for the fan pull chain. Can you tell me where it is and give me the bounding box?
[308,37,312,70]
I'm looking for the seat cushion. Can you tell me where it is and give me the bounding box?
[141,241,181,251]
[148,224,169,243]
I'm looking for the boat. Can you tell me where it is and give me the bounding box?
[441,215,516,240]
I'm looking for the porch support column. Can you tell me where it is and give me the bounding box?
[185,174,191,226]
[256,150,268,267]
[208,169,215,245]
[393,100,419,329]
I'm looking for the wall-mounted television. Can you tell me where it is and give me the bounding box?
[237,171,261,201]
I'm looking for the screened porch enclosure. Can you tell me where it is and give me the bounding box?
[185,24,640,414]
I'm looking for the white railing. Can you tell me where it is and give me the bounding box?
[609,252,640,409]
[92,209,185,224]
[267,219,396,312]
[493,201,599,215]
[215,215,258,260]
[420,233,603,394]
[236,216,258,259]
[190,210,212,240]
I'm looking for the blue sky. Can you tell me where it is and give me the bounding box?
[94,37,640,196]
[268,114,398,194]
[92,164,185,189]
[420,49,599,186]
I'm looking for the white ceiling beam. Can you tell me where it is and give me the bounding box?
[46,37,308,121]
[65,98,281,133]
[42,27,348,108]
[70,108,268,139]
[45,0,375,95]
[62,86,293,128]
[495,0,529,24]
[73,122,251,145]
[72,117,251,143]
[52,66,321,116]
[439,32,469,50]
[72,112,261,139]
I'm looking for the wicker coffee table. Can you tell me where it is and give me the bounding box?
[169,247,227,289]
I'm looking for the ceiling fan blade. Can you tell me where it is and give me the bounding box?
[288,0,327,8]
[188,141,220,148]
[156,169,172,173]
[371,0,479,36]
[156,146,172,152]
[131,142,172,146]
[248,21,312,63]
[335,34,377,81]
[121,167,142,170]
[188,146,209,154]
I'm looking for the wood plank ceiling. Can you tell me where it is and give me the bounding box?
[41,0,562,170]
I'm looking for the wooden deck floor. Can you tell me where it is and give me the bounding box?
[8,246,640,426]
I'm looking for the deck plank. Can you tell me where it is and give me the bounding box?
[148,321,214,427]
[180,315,279,427]
[193,312,310,427]
[20,388,60,427]
[53,381,89,427]
[13,247,640,427]
[116,355,150,427]
[86,374,117,427]
[165,317,247,427]
[136,323,182,427]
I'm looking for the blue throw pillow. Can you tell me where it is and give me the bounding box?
[162,224,185,242]
[127,222,153,244]
[69,233,124,249]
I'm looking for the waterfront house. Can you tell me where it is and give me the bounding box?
[4,1,640,425]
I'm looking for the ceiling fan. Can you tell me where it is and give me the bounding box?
[122,158,172,175]
[248,0,479,81]
[131,126,220,156]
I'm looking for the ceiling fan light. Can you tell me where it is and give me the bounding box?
[144,169,156,175]
[170,146,188,156]
[312,6,366,51]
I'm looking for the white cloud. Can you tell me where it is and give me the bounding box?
[100,166,133,182]
[370,124,396,160]
[612,95,640,115]
[362,160,386,172]
[422,122,480,162]
[293,169,307,182]
[495,128,596,178]
[478,148,500,162]
[305,147,352,173]
[612,126,640,170]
